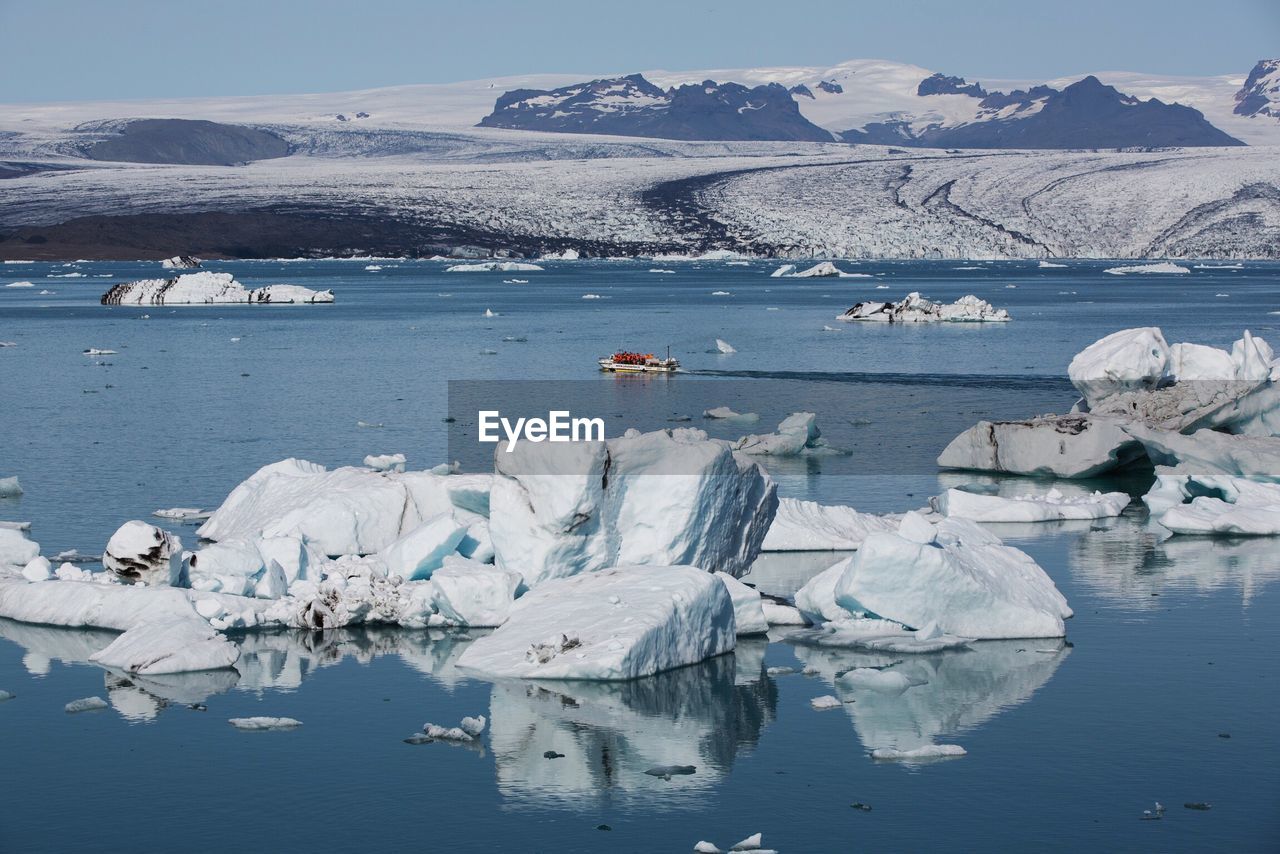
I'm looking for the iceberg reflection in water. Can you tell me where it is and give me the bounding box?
[1068,515,1280,607]
[790,637,1070,763]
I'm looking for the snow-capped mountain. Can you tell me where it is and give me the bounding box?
[1235,59,1280,119]
[478,74,832,142]
[842,75,1242,148]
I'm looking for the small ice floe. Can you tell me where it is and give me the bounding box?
[504,279,529,284]
[711,290,731,296]
[484,309,498,317]
[733,412,838,457]
[83,348,117,356]
[1215,293,1230,297]
[5,281,34,288]
[645,764,696,780]
[1141,802,1166,820]
[820,324,842,332]
[702,406,759,423]
[715,338,737,354]
[1005,284,1018,288]
[363,453,406,472]
[1038,260,1067,268]
[356,420,384,428]
[770,264,795,277]
[161,255,201,269]
[582,293,603,299]
[871,744,966,761]
[66,696,109,713]
[53,549,99,563]
[38,289,55,295]
[479,348,498,355]
[0,690,14,701]
[649,268,675,274]
[365,265,383,271]
[502,336,527,343]
[810,695,844,710]
[417,715,486,743]
[0,476,22,497]
[446,261,542,273]
[935,487,1129,523]
[230,337,241,343]
[1104,262,1189,275]
[229,717,303,731]
[0,341,16,347]
[761,601,808,625]
[875,284,889,289]
[152,507,211,521]
[787,262,866,278]
[765,666,799,676]
[729,832,770,851]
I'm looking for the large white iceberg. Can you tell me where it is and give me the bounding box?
[837,292,1010,323]
[429,556,522,627]
[160,255,201,269]
[821,513,1071,639]
[935,487,1129,522]
[456,565,735,680]
[1103,262,1190,275]
[762,498,897,551]
[488,428,776,586]
[101,272,334,305]
[1123,424,1280,476]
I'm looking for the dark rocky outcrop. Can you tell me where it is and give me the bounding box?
[83,119,292,166]
[917,73,987,98]
[478,74,833,142]
[1234,59,1280,118]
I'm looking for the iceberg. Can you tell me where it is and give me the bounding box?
[488,428,776,586]
[715,571,768,636]
[824,513,1071,639]
[1,527,40,571]
[1103,262,1190,275]
[788,261,851,278]
[1123,424,1280,476]
[715,338,737,354]
[762,498,898,551]
[100,272,333,305]
[769,264,795,277]
[732,412,834,457]
[103,521,184,587]
[871,744,966,760]
[1145,474,1280,536]
[837,292,1010,323]
[66,696,109,713]
[938,414,1143,478]
[89,617,240,675]
[703,406,759,423]
[379,514,467,581]
[229,717,302,730]
[935,487,1130,522]
[0,475,22,497]
[1038,260,1067,268]
[429,556,522,626]
[456,565,735,680]
[160,255,201,269]
[1068,327,1171,409]
[445,261,543,272]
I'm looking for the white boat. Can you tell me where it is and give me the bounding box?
[598,348,680,373]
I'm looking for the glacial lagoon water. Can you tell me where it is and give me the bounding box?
[1,259,1278,851]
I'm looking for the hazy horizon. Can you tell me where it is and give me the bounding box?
[1,0,1276,103]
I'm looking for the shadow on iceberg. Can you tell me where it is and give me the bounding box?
[1070,516,1280,607]
[791,638,1070,763]
[484,640,776,807]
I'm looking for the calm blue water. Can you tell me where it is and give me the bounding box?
[1,259,1278,852]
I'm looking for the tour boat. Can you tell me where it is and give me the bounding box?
[598,348,680,373]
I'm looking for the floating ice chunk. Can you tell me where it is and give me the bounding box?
[734,412,835,457]
[716,338,737,354]
[761,601,808,625]
[160,255,201,269]
[936,487,1130,522]
[430,556,522,626]
[422,719,480,741]
[730,833,766,851]
[870,744,966,760]
[769,264,796,278]
[89,617,240,674]
[103,521,184,587]
[711,290,731,296]
[101,272,333,305]
[21,556,52,582]
[484,308,497,317]
[456,565,736,680]
[1148,474,1280,536]
[83,348,117,356]
[1068,327,1171,408]
[581,293,603,299]
[363,453,406,472]
[460,714,487,737]
[838,292,1010,323]
[152,507,210,521]
[703,406,759,423]
[794,562,855,625]
[0,527,39,571]
[832,516,1070,639]
[66,696,109,713]
[841,667,927,693]
[694,842,723,854]
[5,281,34,288]
[649,268,675,274]
[1038,260,1067,268]
[938,414,1143,478]
[715,571,768,635]
[0,476,22,497]
[790,262,848,278]
[445,261,543,272]
[1103,262,1189,275]
[0,690,12,701]
[228,717,302,730]
[810,694,843,709]
[761,498,897,552]
[381,515,467,581]
[250,284,335,304]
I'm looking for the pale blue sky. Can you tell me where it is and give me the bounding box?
[1,0,1275,102]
